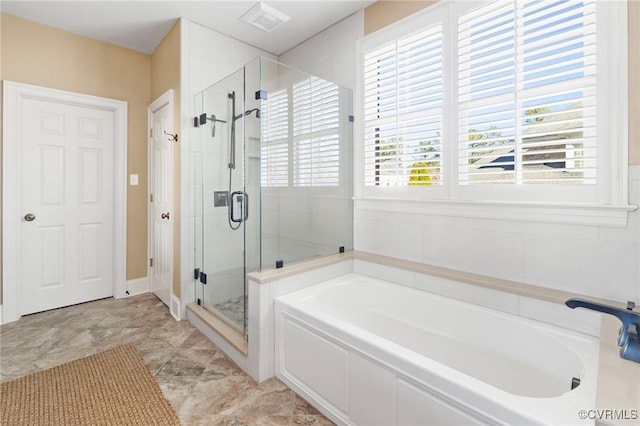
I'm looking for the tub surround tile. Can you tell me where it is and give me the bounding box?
[596,315,640,426]
[517,296,602,337]
[353,251,632,309]
[247,253,352,285]
[271,261,351,297]
[421,223,475,272]
[353,260,414,288]
[523,235,639,301]
[412,273,519,315]
[463,228,525,283]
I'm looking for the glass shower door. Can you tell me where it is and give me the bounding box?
[195,64,260,337]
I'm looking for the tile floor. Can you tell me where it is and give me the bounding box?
[0,293,334,426]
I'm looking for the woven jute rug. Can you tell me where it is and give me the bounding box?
[0,344,181,425]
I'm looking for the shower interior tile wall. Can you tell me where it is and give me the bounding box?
[262,191,354,266]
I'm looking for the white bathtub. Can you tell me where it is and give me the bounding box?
[274,273,599,425]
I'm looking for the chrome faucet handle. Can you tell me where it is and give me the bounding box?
[566,298,640,363]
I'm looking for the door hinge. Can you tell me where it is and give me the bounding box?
[199,272,207,285]
[194,268,200,280]
[149,128,153,138]
[150,193,154,202]
[150,258,153,267]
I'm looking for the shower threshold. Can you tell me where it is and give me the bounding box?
[187,302,248,355]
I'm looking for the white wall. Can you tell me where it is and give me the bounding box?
[279,10,640,304]
[354,169,640,302]
[180,19,275,315]
[278,11,364,91]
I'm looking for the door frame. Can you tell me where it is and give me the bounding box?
[2,81,128,324]
[147,89,174,306]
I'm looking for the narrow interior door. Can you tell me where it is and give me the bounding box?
[150,101,173,306]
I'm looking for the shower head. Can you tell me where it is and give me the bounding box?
[245,108,261,119]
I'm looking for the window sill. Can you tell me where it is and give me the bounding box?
[354,198,637,227]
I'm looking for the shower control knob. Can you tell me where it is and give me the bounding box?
[161,212,170,220]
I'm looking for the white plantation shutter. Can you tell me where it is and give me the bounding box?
[293,76,340,187]
[458,0,597,185]
[363,25,444,186]
[363,25,444,187]
[357,0,629,221]
[261,89,289,187]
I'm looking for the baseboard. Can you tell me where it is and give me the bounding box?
[125,277,149,297]
[170,294,181,321]
[0,305,3,325]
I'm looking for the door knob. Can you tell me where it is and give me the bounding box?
[24,213,36,222]
[161,212,170,220]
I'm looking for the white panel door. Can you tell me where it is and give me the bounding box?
[20,98,114,315]
[149,101,173,306]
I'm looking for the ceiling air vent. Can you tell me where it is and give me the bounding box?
[240,2,291,33]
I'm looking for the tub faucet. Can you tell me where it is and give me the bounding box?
[565,298,640,363]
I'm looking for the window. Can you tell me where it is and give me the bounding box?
[458,0,596,186]
[293,76,341,187]
[261,76,342,188]
[363,25,444,187]
[261,89,289,187]
[357,0,630,218]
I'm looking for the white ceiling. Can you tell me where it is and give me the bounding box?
[0,0,374,56]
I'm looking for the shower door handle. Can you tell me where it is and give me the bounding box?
[230,191,249,223]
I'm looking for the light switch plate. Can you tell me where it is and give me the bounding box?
[130,174,139,186]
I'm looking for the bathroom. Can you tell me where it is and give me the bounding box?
[1,0,639,424]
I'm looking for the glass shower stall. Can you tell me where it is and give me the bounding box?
[194,57,353,338]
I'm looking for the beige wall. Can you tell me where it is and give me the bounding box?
[0,14,3,304]
[364,0,437,35]
[364,0,640,165]
[629,0,639,165]
[151,21,182,298]
[0,13,152,288]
